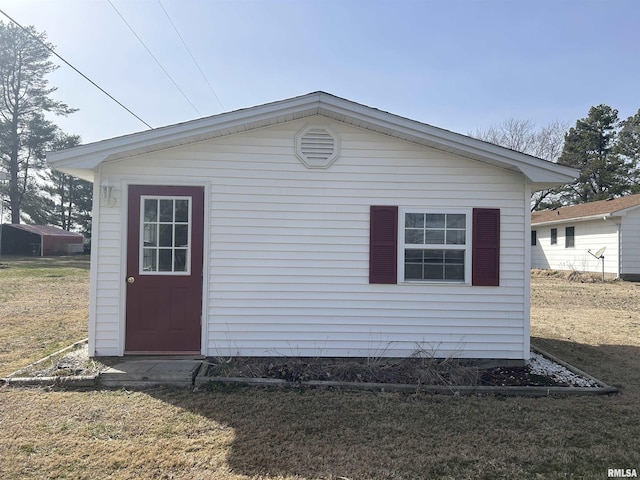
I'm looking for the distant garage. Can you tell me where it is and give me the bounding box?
[0,224,84,256]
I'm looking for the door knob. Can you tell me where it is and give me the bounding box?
[127,276,135,284]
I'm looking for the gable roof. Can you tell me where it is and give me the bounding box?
[47,91,577,189]
[531,194,640,226]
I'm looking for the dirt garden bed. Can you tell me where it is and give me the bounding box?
[2,340,615,394]
[198,349,607,390]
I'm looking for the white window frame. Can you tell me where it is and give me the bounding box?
[139,195,192,276]
[398,208,472,284]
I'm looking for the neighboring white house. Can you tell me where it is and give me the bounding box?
[531,194,640,280]
[47,92,577,362]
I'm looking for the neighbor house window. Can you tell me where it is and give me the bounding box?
[399,210,470,282]
[565,226,575,248]
[531,230,537,246]
[550,228,557,245]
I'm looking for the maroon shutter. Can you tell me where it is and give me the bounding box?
[369,206,398,284]
[472,208,500,286]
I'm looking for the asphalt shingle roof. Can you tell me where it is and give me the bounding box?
[531,194,640,225]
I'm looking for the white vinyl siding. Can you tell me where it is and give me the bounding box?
[90,186,124,356]
[531,219,619,275]
[620,208,640,276]
[94,116,529,359]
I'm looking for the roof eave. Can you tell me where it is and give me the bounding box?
[532,213,617,226]
[47,92,327,170]
[46,92,579,186]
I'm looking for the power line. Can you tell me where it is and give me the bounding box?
[107,0,202,117]
[0,8,153,130]
[157,0,226,111]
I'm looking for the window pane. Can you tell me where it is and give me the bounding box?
[426,214,445,228]
[423,249,444,264]
[144,199,158,222]
[404,248,465,282]
[143,224,157,246]
[425,230,445,244]
[424,264,444,280]
[175,225,188,247]
[158,249,173,271]
[446,230,466,245]
[405,264,423,280]
[445,265,464,280]
[174,249,187,272]
[143,248,156,272]
[175,200,189,222]
[405,213,424,228]
[446,214,465,229]
[445,250,465,263]
[160,200,173,222]
[405,249,423,262]
[405,229,424,244]
[159,224,173,247]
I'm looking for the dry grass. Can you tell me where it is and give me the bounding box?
[0,256,89,376]
[1,259,639,479]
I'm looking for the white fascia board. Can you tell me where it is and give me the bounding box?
[46,93,326,170]
[46,91,579,186]
[531,213,617,227]
[316,94,579,185]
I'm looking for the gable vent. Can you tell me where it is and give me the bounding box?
[295,125,340,169]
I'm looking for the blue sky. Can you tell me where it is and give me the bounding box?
[2,0,639,144]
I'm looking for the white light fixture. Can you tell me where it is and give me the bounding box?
[100,179,116,207]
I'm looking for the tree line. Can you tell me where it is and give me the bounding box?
[472,106,640,211]
[1,21,639,235]
[0,21,91,234]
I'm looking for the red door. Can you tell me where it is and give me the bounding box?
[125,185,204,353]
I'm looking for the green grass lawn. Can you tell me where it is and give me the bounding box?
[1,258,639,479]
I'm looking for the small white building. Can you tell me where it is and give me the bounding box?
[531,194,640,280]
[47,92,576,361]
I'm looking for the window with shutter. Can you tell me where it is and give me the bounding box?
[370,206,501,286]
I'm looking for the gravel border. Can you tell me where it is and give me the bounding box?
[1,339,101,388]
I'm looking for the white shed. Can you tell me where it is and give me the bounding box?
[531,194,640,280]
[47,92,577,361]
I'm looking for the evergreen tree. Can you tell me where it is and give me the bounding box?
[0,21,75,223]
[42,134,93,235]
[557,105,632,203]
[616,109,640,192]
